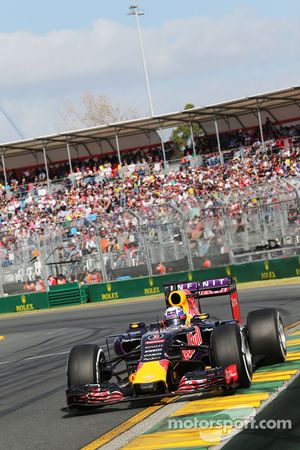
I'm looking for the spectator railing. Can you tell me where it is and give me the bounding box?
[0,178,299,295]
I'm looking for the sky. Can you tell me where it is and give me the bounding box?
[0,0,299,142]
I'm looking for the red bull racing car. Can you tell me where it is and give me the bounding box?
[66,277,286,409]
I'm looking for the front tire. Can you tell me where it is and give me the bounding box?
[247,309,286,365]
[211,324,252,388]
[67,344,105,388]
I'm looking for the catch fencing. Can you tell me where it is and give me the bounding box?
[0,178,299,295]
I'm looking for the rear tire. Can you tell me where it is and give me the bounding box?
[247,309,286,365]
[67,344,105,388]
[211,324,252,388]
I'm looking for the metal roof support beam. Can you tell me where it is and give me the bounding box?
[42,143,50,190]
[263,109,278,123]
[158,129,167,168]
[66,140,73,173]
[256,100,265,155]
[1,152,7,186]
[82,143,92,157]
[214,114,224,165]
[115,133,122,167]
[234,115,247,129]
[189,122,197,158]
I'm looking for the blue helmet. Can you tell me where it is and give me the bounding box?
[164,306,186,327]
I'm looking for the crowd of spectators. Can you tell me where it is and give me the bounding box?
[191,119,300,159]
[0,121,299,289]
[1,143,171,191]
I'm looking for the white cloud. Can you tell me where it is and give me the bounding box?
[0,10,299,141]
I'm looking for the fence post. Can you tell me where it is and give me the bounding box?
[0,251,4,296]
[130,211,153,276]
[95,227,108,282]
[36,235,49,292]
[141,227,153,276]
[170,205,194,271]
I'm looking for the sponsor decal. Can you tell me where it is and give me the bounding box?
[144,287,160,295]
[231,295,237,307]
[169,278,231,293]
[200,287,230,296]
[147,333,163,340]
[199,278,230,288]
[15,295,34,312]
[177,281,198,291]
[101,283,119,299]
[142,336,166,360]
[101,292,119,300]
[225,364,238,384]
[260,271,276,280]
[182,326,202,360]
[145,339,165,345]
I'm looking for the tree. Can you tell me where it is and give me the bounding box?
[57,91,138,130]
[171,103,203,151]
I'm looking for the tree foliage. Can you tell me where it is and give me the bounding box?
[171,103,203,150]
[57,91,138,130]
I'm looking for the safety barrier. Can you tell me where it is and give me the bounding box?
[0,291,49,314]
[48,282,86,307]
[85,255,300,303]
[0,256,299,313]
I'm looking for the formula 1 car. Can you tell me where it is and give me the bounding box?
[66,277,286,409]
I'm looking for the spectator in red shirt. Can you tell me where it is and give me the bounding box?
[155,261,166,275]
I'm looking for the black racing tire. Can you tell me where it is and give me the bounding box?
[210,324,252,388]
[247,309,286,365]
[67,344,105,388]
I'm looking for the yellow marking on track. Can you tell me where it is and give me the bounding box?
[0,336,5,341]
[287,338,300,347]
[286,352,300,359]
[253,371,297,382]
[122,426,234,449]
[81,397,177,450]
[253,369,297,379]
[172,393,269,416]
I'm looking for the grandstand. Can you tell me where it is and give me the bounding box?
[0,87,299,295]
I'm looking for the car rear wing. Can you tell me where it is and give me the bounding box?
[164,277,241,324]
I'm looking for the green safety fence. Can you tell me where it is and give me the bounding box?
[0,255,299,313]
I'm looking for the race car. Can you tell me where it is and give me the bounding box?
[66,276,286,409]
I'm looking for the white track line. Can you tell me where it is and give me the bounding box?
[0,351,69,366]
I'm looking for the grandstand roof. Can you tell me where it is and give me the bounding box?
[1,85,300,169]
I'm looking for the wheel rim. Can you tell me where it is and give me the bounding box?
[242,335,253,380]
[277,316,286,356]
[95,349,104,384]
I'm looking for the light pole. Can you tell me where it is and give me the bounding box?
[128,4,154,117]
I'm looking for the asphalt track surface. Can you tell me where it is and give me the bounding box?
[0,284,299,450]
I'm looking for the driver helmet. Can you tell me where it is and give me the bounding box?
[164,306,186,328]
